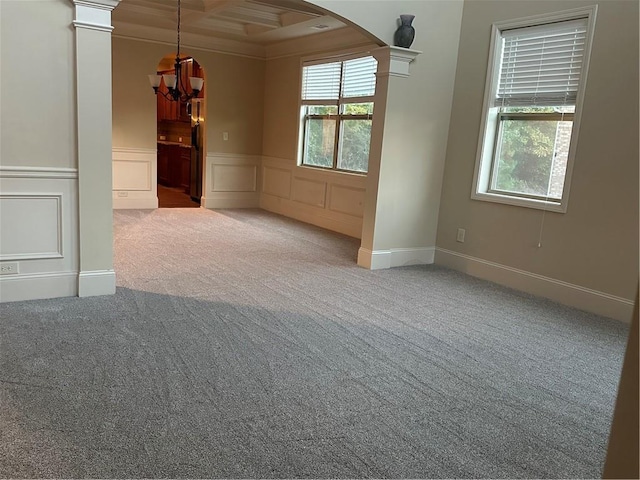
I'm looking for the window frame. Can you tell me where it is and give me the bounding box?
[298,53,376,175]
[471,6,597,213]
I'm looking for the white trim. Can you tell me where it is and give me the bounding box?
[201,194,257,209]
[112,147,158,209]
[357,247,435,270]
[112,147,156,156]
[73,20,114,32]
[112,197,158,209]
[388,46,422,78]
[435,247,634,323]
[0,272,77,303]
[72,0,120,10]
[72,1,117,32]
[0,193,64,261]
[78,269,116,297]
[266,28,377,60]
[112,22,266,60]
[0,166,78,179]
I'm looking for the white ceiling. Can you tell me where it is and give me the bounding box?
[112,0,352,47]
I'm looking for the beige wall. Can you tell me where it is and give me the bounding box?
[436,0,639,300]
[262,56,300,160]
[112,36,264,155]
[0,0,76,168]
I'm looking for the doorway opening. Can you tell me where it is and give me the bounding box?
[154,53,205,208]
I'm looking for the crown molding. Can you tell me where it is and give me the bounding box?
[265,27,378,60]
[112,21,266,59]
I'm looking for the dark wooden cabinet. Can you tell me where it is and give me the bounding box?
[157,143,192,194]
[180,149,191,193]
[158,144,170,186]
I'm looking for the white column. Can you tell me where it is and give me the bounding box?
[72,0,120,296]
[358,47,422,269]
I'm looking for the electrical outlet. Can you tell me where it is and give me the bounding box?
[456,228,466,243]
[0,262,19,275]
[223,132,229,141]
[178,137,183,143]
[117,191,128,197]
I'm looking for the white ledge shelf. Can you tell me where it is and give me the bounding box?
[389,46,422,78]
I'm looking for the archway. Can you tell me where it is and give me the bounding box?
[154,53,206,208]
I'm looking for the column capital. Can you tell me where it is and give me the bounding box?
[370,46,422,79]
[72,0,120,32]
[72,0,120,10]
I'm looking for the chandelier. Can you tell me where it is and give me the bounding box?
[147,0,204,102]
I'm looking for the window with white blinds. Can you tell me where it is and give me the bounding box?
[302,56,377,102]
[472,7,596,212]
[301,62,341,101]
[495,18,588,107]
[342,57,377,98]
[299,55,378,173]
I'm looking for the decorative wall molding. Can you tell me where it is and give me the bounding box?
[0,170,79,303]
[0,272,78,303]
[112,22,266,60]
[357,247,435,270]
[78,269,116,297]
[112,147,158,210]
[262,166,292,199]
[388,46,422,78]
[0,166,78,179]
[72,0,119,32]
[203,152,260,209]
[435,247,634,323]
[260,156,366,239]
[0,194,63,261]
[266,27,377,60]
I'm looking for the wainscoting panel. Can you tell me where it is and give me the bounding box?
[259,156,366,239]
[0,166,79,302]
[291,177,326,208]
[212,165,257,193]
[262,166,292,199]
[0,194,62,260]
[112,147,158,209]
[202,153,260,209]
[329,184,365,217]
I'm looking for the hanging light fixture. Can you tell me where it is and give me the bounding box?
[147,0,204,102]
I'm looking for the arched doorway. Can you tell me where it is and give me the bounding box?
[154,54,205,208]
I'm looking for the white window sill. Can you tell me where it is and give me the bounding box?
[471,191,566,213]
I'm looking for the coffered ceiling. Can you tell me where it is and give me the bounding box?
[112,0,374,57]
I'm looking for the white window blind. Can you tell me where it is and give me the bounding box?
[302,61,341,100]
[495,18,587,107]
[302,56,377,101]
[341,56,377,98]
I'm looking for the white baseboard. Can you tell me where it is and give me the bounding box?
[0,272,78,302]
[112,196,158,209]
[201,193,259,209]
[358,247,435,270]
[78,269,116,297]
[435,248,635,323]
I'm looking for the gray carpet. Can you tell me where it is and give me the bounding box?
[0,208,630,478]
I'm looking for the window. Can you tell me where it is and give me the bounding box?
[472,8,596,212]
[299,55,377,173]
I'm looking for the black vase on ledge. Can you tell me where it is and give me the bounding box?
[394,14,415,48]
